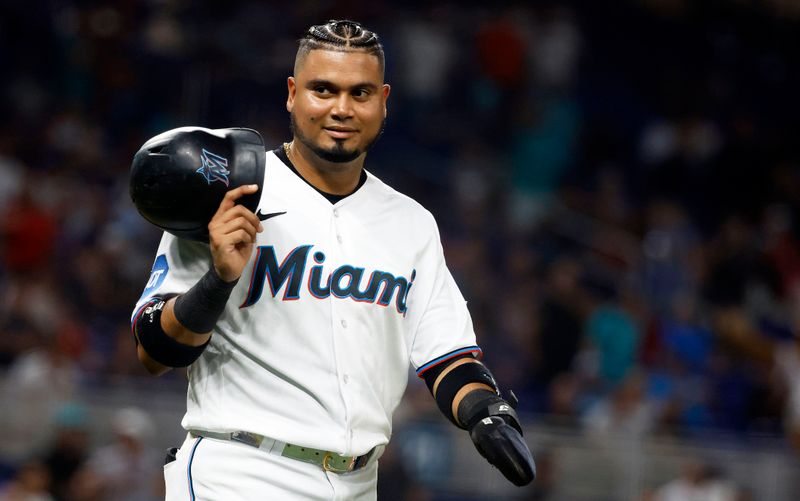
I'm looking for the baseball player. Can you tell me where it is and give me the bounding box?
[131,20,535,500]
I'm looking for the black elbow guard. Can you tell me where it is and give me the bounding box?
[457,389,523,435]
[133,296,209,367]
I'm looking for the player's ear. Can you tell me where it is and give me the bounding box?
[287,77,297,112]
[382,84,390,118]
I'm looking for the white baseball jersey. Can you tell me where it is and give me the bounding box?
[132,147,480,456]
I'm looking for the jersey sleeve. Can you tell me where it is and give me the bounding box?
[405,212,481,378]
[130,232,212,326]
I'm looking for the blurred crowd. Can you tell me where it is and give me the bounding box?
[1,0,800,499]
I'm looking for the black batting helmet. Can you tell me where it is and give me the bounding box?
[130,127,265,242]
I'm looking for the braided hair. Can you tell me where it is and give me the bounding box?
[294,20,385,75]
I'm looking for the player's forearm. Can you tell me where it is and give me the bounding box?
[450,381,496,424]
[133,271,230,374]
[432,359,495,424]
[427,356,535,485]
[161,297,213,345]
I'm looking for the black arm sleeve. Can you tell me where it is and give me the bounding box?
[421,354,475,393]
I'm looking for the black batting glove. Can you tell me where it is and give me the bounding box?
[459,390,536,486]
[469,415,536,486]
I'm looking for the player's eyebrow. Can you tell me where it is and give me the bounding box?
[306,79,378,92]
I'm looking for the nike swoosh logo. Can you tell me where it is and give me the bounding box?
[256,210,287,221]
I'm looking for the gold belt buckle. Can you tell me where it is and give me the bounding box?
[322,452,356,473]
[322,452,335,472]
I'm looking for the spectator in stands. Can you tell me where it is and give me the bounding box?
[69,407,161,501]
[0,459,53,501]
[582,370,662,439]
[41,403,90,501]
[647,460,740,501]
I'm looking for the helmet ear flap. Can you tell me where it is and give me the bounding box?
[130,127,265,243]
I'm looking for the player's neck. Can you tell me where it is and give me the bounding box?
[287,141,364,195]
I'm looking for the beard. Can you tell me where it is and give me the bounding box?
[290,113,386,163]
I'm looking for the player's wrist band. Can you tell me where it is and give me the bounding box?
[431,361,500,428]
[134,297,210,367]
[173,266,238,333]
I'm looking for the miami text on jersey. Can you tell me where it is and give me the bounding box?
[240,245,416,315]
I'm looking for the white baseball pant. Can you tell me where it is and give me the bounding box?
[164,434,378,500]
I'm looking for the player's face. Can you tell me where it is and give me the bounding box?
[287,49,390,163]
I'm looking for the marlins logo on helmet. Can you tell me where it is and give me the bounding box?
[197,149,231,186]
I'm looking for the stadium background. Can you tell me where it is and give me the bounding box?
[1,0,800,499]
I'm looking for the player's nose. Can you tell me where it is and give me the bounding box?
[330,93,355,120]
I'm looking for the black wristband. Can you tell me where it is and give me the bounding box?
[174,267,238,333]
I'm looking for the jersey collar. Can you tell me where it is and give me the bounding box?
[273,145,368,205]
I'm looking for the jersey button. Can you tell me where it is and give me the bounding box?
[333,209,340,217]
[341,319,348,328]
[337,235,343,243]
[343,374,349,384]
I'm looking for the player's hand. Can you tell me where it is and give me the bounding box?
[469,416,536,486]
[208,185,263,282]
